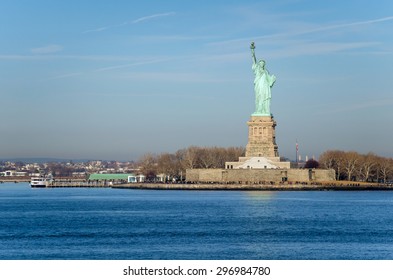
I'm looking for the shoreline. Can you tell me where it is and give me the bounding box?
[113,183,393,191]
[2,179,393,191]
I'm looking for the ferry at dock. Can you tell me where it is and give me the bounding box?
[30,175,53,188]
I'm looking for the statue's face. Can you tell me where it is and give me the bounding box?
[259,60,265,67]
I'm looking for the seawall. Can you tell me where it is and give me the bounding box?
[113,183,393,191]
[5,178,392,191]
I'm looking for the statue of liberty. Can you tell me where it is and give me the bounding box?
[250,42,276,116]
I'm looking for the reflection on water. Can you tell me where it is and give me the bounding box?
[244,191,276,201]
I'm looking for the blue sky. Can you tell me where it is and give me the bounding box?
[1,0,393,161]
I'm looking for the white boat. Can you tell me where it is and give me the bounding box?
[30,177,49,188]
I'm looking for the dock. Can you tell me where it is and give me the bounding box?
[34,180,110,188]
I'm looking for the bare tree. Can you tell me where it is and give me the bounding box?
[138,153,157,180]
[319,150,393,182]
[211,147,227,168]
[379,157,393,183]
[342,151,360,181]
[319,150,346,180]
[156,153,180,179]
[319,150,336,169]
[226,146,246,160]
[198,147,217,168]
[358,153,378,182]
[183,146,201,169]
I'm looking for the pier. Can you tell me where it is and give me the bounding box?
[44,181,110,188]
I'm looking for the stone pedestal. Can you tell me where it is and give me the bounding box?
[245,115,279,157]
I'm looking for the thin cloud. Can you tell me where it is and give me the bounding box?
[31,44,63,54]
[83,27,110,34]
[288,16,393,37]
[44,57,173,81]
[262,15,393,40]
[268,41,380,58]
[114,70,239,84]
[0,54,144,61]
[83,22,127,34]
[83,12,175,33]
[94,58,173,72]
[209,15,393,47]
[132,12,175,24]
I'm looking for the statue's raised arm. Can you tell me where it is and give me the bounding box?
[250,42,257,64]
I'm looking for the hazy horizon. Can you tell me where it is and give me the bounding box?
[1,0,393,161]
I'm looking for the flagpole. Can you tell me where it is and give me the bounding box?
[296,140,298,165]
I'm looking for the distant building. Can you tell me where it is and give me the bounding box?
[88,173,132,184]
[127,174,145,183]
[1,170,28,177]
[88,173,145,184]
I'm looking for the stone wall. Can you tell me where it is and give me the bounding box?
[223,169,283,183]
[186,169,224,182]
[314,169,336,181]
[186,168,335,183]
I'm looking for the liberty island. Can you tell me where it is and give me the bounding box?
[187,43,335,184]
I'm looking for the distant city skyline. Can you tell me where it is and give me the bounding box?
[1,0,393,161]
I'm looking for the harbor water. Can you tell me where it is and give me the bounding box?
[1,183,393,260]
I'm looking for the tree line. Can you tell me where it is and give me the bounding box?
[319,150,393,183]
[39,147,393,183]
[137,146,245,181]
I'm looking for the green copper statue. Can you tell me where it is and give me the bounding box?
[250,42,276,116]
